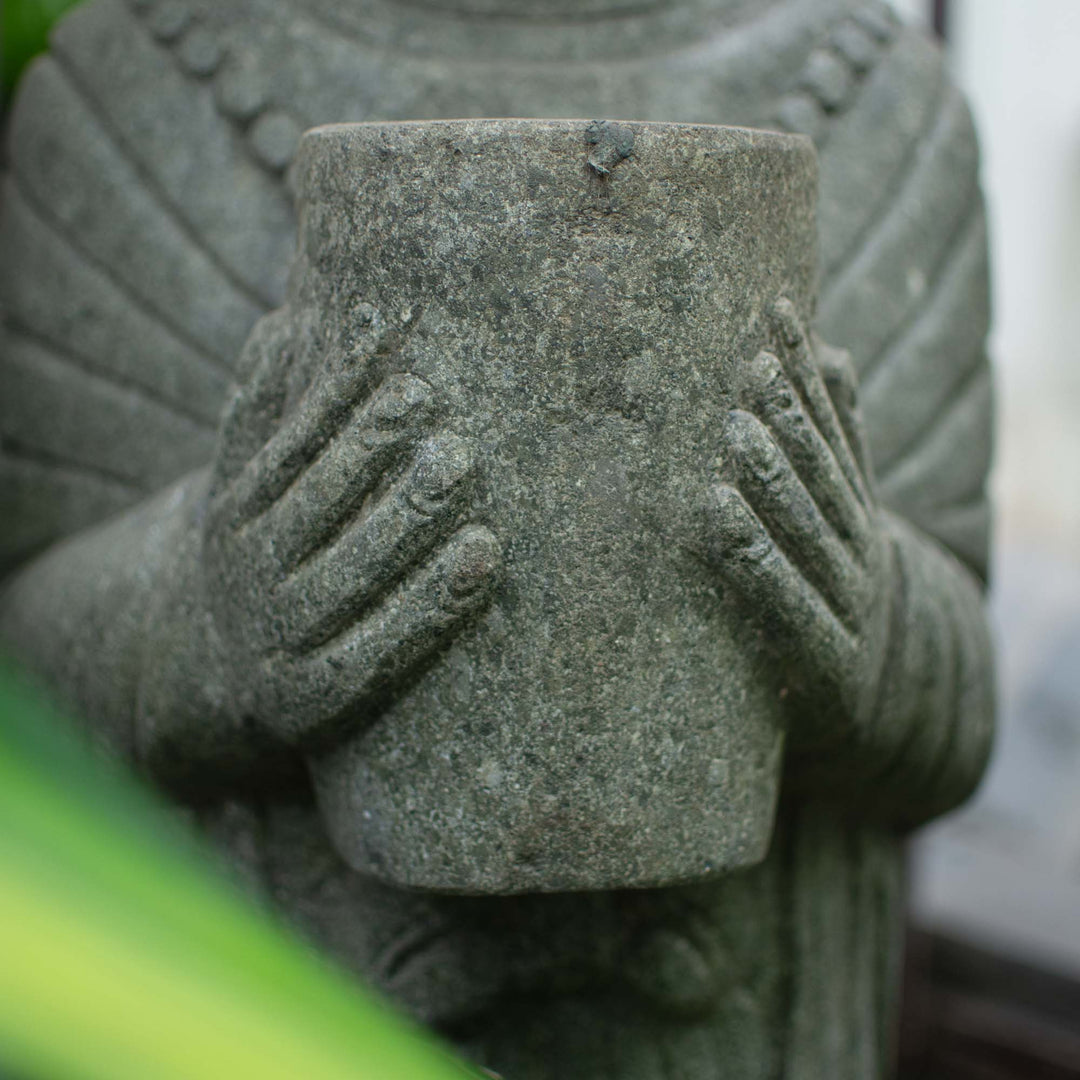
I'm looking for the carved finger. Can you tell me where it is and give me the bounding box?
[267,525,501,748]
[273,434,480,650]
[722,409,864,628]
[817,338,876,487]
[745,352,872,557]
[214,309,293,486]
[703,485,854,676]
[769,297,871,510]
[244,373,436,572]
[213,338,386,529]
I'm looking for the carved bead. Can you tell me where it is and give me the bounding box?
[248,110,302,173]
[801,48,855,112]
[214,61,270,122]
[146,0,193,42]
[776,92,827,141]
[832,21,878,74]
[853,2,899,44]
[177,26,225,78]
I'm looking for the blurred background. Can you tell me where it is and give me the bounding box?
[889,1,1080,1077]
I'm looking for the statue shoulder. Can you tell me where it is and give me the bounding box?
[779,13,992,578]
[0,0,300,568]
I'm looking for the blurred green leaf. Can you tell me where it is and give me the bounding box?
[3,0,85,99]
[0,664,483,1080]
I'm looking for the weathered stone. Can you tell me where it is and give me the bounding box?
[284,119,817,892]
[0,1,997,1076]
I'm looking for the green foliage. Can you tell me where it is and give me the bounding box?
[0,6,480,1074]
[2,0,84,99]
[0,664,483,1080]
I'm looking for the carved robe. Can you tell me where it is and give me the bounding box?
[0,2,993,1076]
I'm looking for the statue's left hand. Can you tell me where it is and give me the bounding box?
[703,299,896,748]
[135,309,502,783]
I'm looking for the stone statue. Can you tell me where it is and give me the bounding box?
[0,1,995,1076]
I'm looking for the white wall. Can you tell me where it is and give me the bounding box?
[952,0,1080,556]
[907,0,1080,975]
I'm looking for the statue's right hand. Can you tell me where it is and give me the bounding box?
[202,310,501,752]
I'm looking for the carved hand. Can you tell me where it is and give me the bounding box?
[202,309,501,752]
[704,299,895,749]
[133,309,500,781]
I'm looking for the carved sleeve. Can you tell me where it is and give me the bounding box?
[0,0,292,572]
[863,512,995,826]
[783,511,995,827]
[776,15,996,819]
[778,12,993,581]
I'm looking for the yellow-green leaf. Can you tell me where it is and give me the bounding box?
[0,664,482,1080]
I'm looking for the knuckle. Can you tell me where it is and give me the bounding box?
[819,342,858,394]
[444,525,502,600]
[741,536,776,567]
[407,434,478,512]
[769,296,803,346]
[726,411,783,481]
[759,459,787,492]
[220,384,245,428]
[748,350,797,411]
[724,408,761,447]
[368,372,435,427]
[343,302,390,358]
[748,349,784,384]
[709,485,758,548]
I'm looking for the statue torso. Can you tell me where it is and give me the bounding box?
[0,3,993,1076]
[2,0,987,573]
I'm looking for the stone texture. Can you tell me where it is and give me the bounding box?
[288,119,817,892]
[0,1,998,1076]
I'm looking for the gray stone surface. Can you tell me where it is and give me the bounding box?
[291,119,816,891]
[0,1,998,1076]
[912,548,1080,978]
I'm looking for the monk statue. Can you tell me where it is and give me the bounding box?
[0,1,994,1076]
